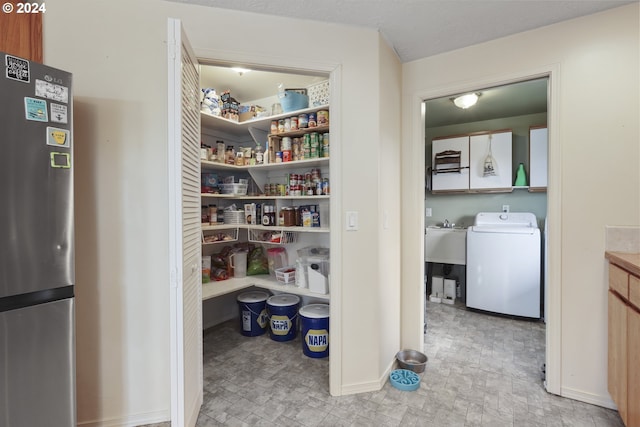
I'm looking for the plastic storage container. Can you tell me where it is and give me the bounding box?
[306,256,330,294]
[266,294,300,342]
[236,291,269,337]
[299,304,329,358]
[278,90,309,112]
[267,247,288,276]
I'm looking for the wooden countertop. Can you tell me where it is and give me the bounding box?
[606,251,640,277]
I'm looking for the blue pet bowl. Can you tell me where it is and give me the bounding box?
[390,369,420,391]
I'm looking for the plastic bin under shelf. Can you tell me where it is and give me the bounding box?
[248,228,298,245]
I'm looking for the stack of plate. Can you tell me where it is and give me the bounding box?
[223,210,245,225]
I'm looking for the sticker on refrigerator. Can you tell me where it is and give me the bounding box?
[46,127,70,148]
[50,152,71,169]
[5,55,30,83]
[35,79,69,103]
[24,97,48,122]
[50,103,68,124]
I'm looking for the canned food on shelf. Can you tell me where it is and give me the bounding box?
[317,110,329,126]
[298,113,308,128]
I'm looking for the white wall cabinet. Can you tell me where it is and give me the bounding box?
[431,131,513,192]
[469,131,513,190]
[431,136,470,192]
[529,126,548,190]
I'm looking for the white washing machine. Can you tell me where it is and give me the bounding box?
[466,212,541,318]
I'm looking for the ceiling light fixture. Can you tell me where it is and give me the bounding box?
[453,93,479,109]
[231,67,251,76]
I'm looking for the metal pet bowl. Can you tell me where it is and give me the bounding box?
[396,349,428,373]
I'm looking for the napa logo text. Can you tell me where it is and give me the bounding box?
[270,315,292,335]
[305,329,328,351]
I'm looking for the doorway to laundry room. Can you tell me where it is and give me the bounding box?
[423,76,549,387]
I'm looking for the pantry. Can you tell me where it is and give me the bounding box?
[197,64,333,351]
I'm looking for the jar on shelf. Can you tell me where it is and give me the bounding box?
[255,143,264,165]
[282,207,296,226]
[208,205,218,225]
[235,150,244,166]
[225,146,235,165]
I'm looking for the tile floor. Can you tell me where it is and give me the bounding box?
[145,300,624,427]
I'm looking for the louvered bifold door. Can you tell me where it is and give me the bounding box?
[168,18,202,427]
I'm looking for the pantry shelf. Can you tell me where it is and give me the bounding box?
[202,224,329,233]
[201,193,330,200]
[202,276,330,301]
[201,157,329,173]
[200,104,330,137]
[268,125,330,139]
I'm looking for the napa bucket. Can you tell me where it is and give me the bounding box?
[237,291,269,337]
[266,294,300,342]
[299,304,329,358]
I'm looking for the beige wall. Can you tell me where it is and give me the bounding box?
[44,2,173,425]
[402,3,639,408]
[44,0,401,424]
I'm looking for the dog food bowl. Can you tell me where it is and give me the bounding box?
[396,349,428,373]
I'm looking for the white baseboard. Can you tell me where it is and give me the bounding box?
[561,386,617,410]
[339,358,396,395]
[78,410,169,427]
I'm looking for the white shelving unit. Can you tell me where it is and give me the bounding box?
[200,104,331,302]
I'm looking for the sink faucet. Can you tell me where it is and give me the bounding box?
[443,219,451,228]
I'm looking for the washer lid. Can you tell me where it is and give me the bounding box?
[473,212,538,228]
[469,226,537,234]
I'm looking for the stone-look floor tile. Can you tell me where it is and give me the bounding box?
[189,300,624,427]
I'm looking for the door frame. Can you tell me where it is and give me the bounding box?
[401,64,562,394]
[172,33,344,397]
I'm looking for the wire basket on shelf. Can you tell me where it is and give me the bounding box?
[248,228,297,245]
[201,228,239,244]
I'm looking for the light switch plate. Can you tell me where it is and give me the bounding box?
[346,211,358,231]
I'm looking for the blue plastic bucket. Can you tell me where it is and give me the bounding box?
[266,294,300,342]
[237,291,269,337]
[299,304,330,358]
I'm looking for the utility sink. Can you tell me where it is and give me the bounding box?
[425,226,467,265]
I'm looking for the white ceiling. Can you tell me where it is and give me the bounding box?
[174,0,636,63]
[190,0,634,126]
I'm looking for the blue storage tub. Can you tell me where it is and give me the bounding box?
[278,90,309,112]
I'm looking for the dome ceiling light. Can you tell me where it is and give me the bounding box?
[453,93,480,109]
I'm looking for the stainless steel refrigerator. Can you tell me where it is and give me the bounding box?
[0,52,75,426]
